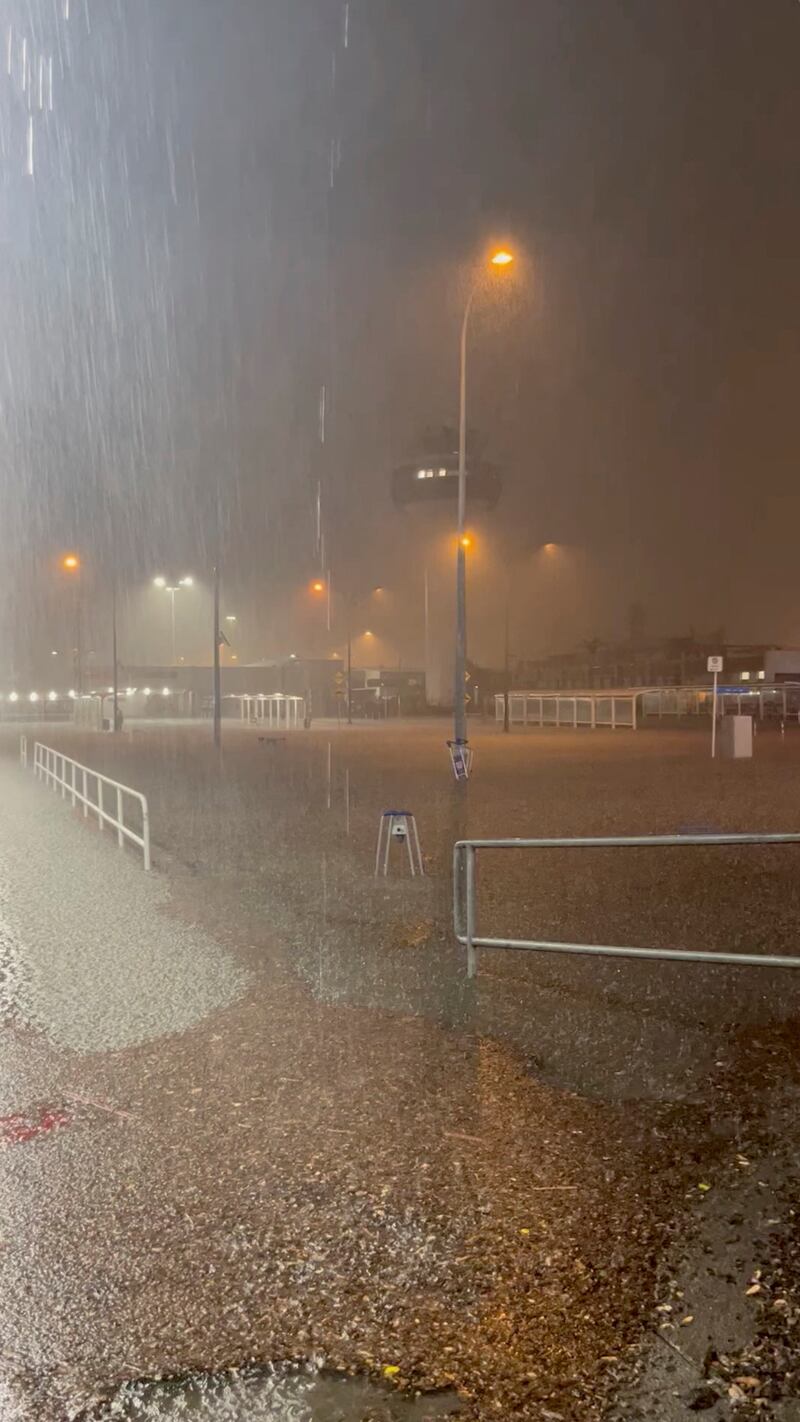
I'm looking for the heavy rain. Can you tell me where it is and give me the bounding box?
[1,2,799,1420]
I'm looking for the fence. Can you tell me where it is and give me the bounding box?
[497,691,640,729]
[239,693,305,729]
[33,742,151,870]
[496,684,800,730]
[453,834,800,978]
[640,685,795,720]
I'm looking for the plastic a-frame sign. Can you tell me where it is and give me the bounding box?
[447,739,472,781]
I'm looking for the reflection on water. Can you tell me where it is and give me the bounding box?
[92,1365,461,1421]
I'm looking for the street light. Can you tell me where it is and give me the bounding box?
[310,578,385,724]
[502,540,557,731]
[454,246,514,748]
[61,553,83,693]
[154,575,194,664]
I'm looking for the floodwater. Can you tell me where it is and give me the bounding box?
[92,1365,461,1421]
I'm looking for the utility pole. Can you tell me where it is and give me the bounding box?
[75,581,83,694]
[213,560,221,749]
[454,289,473,745]
[346,596,352,725]
[112,574,119,732]
[503,569,511,732]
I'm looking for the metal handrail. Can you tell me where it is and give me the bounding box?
[32,742,150,870]
[453,833,800,978]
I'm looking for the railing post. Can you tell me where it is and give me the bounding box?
[453,843,463,940]
[142,796,151,871]
[82,767,88,818]
[71,760,76,806]
[98,776,104,831]
[116,786,124,848]
[465,843,477,979]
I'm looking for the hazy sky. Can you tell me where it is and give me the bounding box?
[1,0,798,678]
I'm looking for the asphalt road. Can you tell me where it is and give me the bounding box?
[1,719,799,1420]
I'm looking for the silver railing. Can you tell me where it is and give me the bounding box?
[454,834,800,978]
[33,742,151,870]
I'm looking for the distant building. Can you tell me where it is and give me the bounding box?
[510,639,776,691]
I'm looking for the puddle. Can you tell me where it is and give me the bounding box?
[89,1365,461,1421]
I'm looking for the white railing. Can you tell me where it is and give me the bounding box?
[239,693,305,729]
[498,684,800,730]
[497,691,640,729]
[33,742,151,870]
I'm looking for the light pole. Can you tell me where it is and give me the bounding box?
[153,575,193,664]
[502,541,557,731]
[213,563,221,749]
[454,247,514,747]
[310,578,383,724]
[111,573,119,732]
[60,553,83,693]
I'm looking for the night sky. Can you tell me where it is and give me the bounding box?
[1,0,798,679]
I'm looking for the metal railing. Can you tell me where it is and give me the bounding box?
[454,834,800,978]
[33,742,151,870]
[497,691,640,729]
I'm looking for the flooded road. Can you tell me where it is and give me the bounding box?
[92,1365,460,1420]
[3,728,800,1420]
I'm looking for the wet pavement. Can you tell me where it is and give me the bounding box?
[90,1364,461,1420]
[1,722,800,1419]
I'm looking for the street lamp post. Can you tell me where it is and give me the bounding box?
[153,575,193,664]
[112,573,119,733]
[311,578,382,724]
[503,567,512,733]
[502,541,556,731]
[453,248,514,747]
[213,563,221,749]
[346,599,353,724]
[61,554,82,693]
[168,587,177,663]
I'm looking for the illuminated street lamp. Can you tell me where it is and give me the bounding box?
[310,578,386,724]
[154,575,194,664]
[454,247,514,748]
[60,553,83,693]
